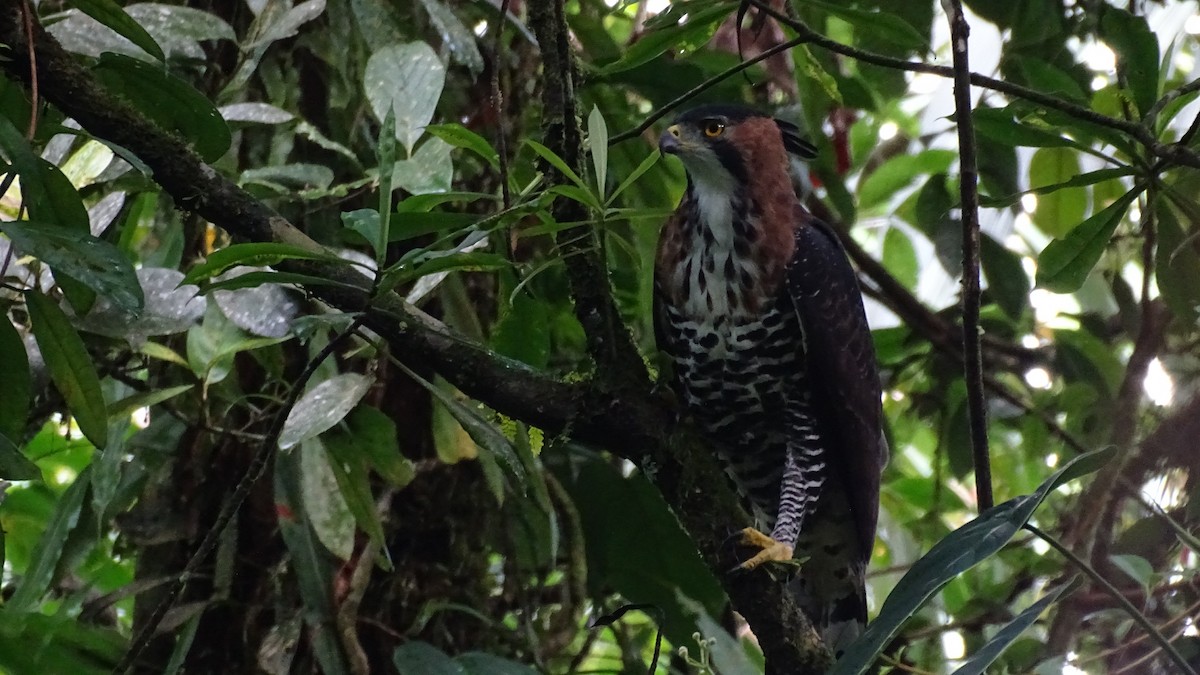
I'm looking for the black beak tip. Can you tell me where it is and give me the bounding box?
[659,130,680,155]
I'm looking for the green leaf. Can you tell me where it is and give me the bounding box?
[279,373,374,450]
[274,448,350,675]
[199,270,363,295]
[364,42,446,155]
[1109,554,1155,590]
[972,106,1074,148]
[300,438,356,559]
[858,150,956,211]
[0,116,89,232]
[830,448,1114,675]
[415,0,484,74]
[949,580,1078,675]
[399,364,525,503]
[26,290,108,449]
[587,106,609,199]
[800,0,930,53]
[7,466,91,611]
[980,234,1030,321]
[1035,188,1140,293]
[1,221,142,315]
[525,140,590,192]
[322,431,390,568]
[378,105,398,264]
[607,150,661,205]
[68,0,166,61]
[334,406,414,487]
[0,316,31,442]
[393,642,463,675]
[595,3,734,75]
[1100,8,1160,116]
[1029,148,1086,238]
[1156,197,1200,322]
[882,227,918,289]
[392,137,453,195]
[107,384,194,421]
[92,53,230,162]
[457,652,537,675]
[0,433,40,481]
[425,123,499,169]
[1012,56,1088,103]
[379,251,510,295]
[678,593,762,674]
[182,243,341,285]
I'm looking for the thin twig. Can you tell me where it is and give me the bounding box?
[740,0,1200,170]
[608,34,811,145]
[1024,524,1198,675]
[490,0,513,209]
[944,0,991,510]
[114,317,366,674]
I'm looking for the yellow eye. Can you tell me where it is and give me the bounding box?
[703,121,725,137]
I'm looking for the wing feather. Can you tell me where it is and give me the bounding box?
[785,211,885,560]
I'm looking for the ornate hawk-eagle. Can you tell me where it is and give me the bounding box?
[654,104,885,653]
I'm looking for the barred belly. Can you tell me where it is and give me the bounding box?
[661,296,807,531]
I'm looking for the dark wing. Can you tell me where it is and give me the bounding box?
[774,118,819,160]
[786,211,885,560]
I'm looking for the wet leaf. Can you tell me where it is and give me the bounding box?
[26,290,108,449]
[278,373,374,450]
[364,42,446,155]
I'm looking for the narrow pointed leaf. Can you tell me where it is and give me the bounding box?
[1036,189,1140,292]
[949,579,1079,675]
[26,290,109,449]
[829,448,1114,675]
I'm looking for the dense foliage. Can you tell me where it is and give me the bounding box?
[2,0,1200,673]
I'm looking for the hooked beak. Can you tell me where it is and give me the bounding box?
[659,125,682,154]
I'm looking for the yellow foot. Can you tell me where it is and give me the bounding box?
[735,528,794,571]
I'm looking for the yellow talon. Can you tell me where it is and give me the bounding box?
[736,527,794,571]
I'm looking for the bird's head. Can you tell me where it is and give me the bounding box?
[659,104,818,198]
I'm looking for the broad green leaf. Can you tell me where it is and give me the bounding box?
[457,652,537,675]
[1029,148,1086,238]
[1012,56,1088,103]
[800,0,930,52]
[393,642,463,675]
[241,164,334,190]
[392,137,453,195]
[218,102,294,124]
[596,3,734,75]
[26,290,108,449]
[1035,188,1140,293]
[415,0,484,74]
[587,106,609,199]
[49,3,234,61]
[0,316,31,441]
[491,291,551,369]
[794,43,842,104]
[92,53,230,162]
[321,430,390,568]
[829,448,1114,675]
[980,234,1030,321]
[1,221,142,315]
[913,173,954,238]
[858,150,956,210]
[551,449,726,652]
[274,449,350,675]
[68,0,165,60]
[0,433,40,481]
[0,116,89,232]
[1156,194,1200,323]
[183,243,340,285]
[949,580,1078,675]
[334,405,414,487]
[425,124,499,169]
[59,140,115,192]
[882,227,918,289]
[1109,554,1155,590]
[972,106,1074,148]
[300,438,355,560]
[278,373,374,450]
[364,42,446,155]
[7,466,91,610]
[1100,8,1160,116]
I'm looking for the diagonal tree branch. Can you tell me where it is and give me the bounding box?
[0,4,829,672]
